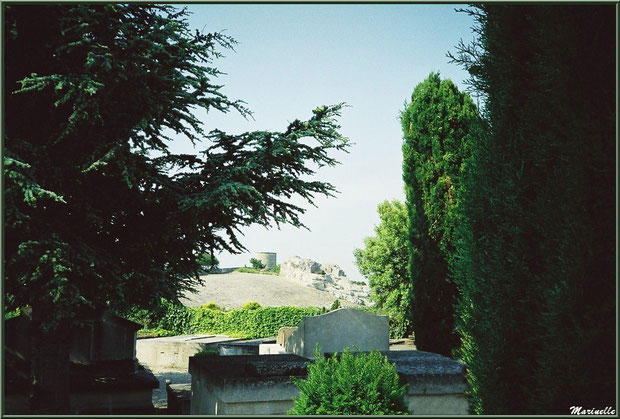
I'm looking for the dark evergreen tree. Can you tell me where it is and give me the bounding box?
[401,73,480,356]
[3,4,349,412]
[449,5,616,414]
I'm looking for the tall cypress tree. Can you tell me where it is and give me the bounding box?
[401,73,480,356]
[450,5,616,414]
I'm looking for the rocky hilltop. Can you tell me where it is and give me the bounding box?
[279,256,372,306]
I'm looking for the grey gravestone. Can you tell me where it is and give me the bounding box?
[283,308,389,358]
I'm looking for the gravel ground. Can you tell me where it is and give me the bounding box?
[180,272,360,310]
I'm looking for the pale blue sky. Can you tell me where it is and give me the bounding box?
[170,4,476,282]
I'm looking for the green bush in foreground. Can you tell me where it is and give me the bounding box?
[289,348,408,415]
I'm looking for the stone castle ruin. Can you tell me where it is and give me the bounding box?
[279,256,372,306]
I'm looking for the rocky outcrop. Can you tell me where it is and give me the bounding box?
[279,256,372,306]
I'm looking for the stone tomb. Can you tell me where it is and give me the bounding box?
[189,354,308,415]
[189,351,469,415]
[189,308,469,415]
[283,308,389,358]
[383,351,469,414]
[4,308,159,414]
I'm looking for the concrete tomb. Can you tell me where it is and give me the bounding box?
[188,350,469,415]
[378,351,468,415]
[217,337,276,356]
[189,354,308,415]
[283,308,389,358]
[4,308,159,414]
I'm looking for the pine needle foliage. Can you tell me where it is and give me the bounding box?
[4,4,349,413]
[289,347,408,415]
[4,3,349,329]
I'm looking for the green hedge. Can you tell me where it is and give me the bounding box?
[129,302,322,338]
[128,300,408,339]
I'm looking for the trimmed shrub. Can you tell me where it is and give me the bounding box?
[157,299,192,335]
[242,301,261,310]
[289,347,408,415]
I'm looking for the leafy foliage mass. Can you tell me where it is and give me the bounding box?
[401,73,480,355]
[127,300,321,339]
[289,348,408,415]
[448,5,616,414]
[130,300,406,339]
[354,200,412,338]
[249,258,265,270]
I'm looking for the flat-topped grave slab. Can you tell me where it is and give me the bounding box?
[389,350,468,414]
[385,350,468,394]
[189,354,308,415]
[136,334,238,370]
